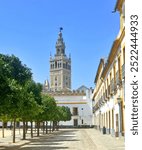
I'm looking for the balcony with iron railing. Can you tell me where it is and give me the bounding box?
[122,64,125,79]
[103,93,106,101]
[103,91,108,101]
[101,94,105,103]
[72,108,78,116]
[105,89,108,99]
[98,97,102,106]
[110,79,115,94]
[101,95,106,105]
[116,71,121,85]
[93,106,95,113]
[93,102,99,112]
[72,112,78,116]
[108,84,111,96]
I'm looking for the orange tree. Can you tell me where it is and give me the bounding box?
[19,80,42,139]
[41,94,57,133]
[0,54,32,143]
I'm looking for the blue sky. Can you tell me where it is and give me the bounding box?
[0,0,119,89]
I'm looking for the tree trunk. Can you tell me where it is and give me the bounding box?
[50,121,52,133]
[55,121,57,131]
[37,121,40,137]
[10,121,12,130]
[13,117,16,143]
[31,121,33,138]
[52,121,55,132]
[23,120,26,140]
[46,121,48,134]
[34,122,37,133]
[26,121,28,134]
[19,122,21,135]
[57,121,59,131]
[2,121,4,138]
[43,122,45,134]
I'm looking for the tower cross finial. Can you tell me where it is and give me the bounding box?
[60,27,63,32]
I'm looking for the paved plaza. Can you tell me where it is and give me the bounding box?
[0,128,125,150]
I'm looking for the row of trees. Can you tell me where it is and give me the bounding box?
[0,54,71,143]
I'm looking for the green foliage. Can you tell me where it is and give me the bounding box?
[0,57,11,105]
[18,81,41,121]
[41,94,57,121]
[57,106,72,121]
[0,54,32,85]
[51,106,72,122]
[0,54,32,116]
[27,81,42,105]
[63,106,72,121]
[0,53,71,128]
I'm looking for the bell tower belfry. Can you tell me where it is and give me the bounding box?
[50,28,71,91]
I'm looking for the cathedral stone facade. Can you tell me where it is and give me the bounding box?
[49,30,71,91]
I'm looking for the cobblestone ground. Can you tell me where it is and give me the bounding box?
[0,129,125,150]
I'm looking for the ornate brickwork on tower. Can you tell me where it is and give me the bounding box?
[49,29,71,91]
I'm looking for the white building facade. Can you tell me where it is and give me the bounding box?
[92,0,125,137]
[48,86,93,127]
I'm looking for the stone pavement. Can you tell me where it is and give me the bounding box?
[85,129,125,150]
[0,128,125,150]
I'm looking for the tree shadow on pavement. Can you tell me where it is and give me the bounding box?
[1,129,79,150]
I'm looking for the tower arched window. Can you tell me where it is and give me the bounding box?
[63,63,65,68]
[62,49,64,54]
[55,61,57,68]
[57,49,60,55]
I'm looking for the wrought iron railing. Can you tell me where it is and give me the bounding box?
[110,79,114,94]
[122,64,125,79]
[116,71,120,85]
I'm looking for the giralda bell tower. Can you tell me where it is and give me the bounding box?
[50,28,71,91]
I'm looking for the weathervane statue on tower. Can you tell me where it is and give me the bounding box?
[60,27,63,32]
